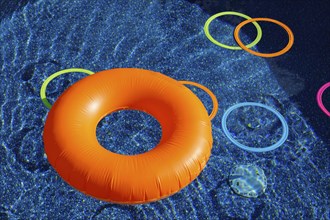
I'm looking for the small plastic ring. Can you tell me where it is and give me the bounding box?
[180,81,218,120]
[316,82,330,117]
[40,68,94,109]
[204,11,263,50]
[221,102,289,152]
[234,18,294,57]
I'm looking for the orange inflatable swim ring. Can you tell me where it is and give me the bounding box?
[42,68,218,204]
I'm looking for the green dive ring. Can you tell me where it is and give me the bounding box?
[40,68,94,109]
[204,11,262,50]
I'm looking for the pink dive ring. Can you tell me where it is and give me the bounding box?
[317,82,330,117]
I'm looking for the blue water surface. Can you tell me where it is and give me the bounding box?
[0,0,329,219]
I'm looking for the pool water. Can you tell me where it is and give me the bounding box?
[0,0,329,219]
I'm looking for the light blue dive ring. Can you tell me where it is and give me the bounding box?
[221,102,289,152]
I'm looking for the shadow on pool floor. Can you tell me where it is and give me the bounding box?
[188,0,330,145]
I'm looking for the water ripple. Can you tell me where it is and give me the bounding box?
[0,0,328,219]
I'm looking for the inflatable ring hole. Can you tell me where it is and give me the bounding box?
[96,110,162,155]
